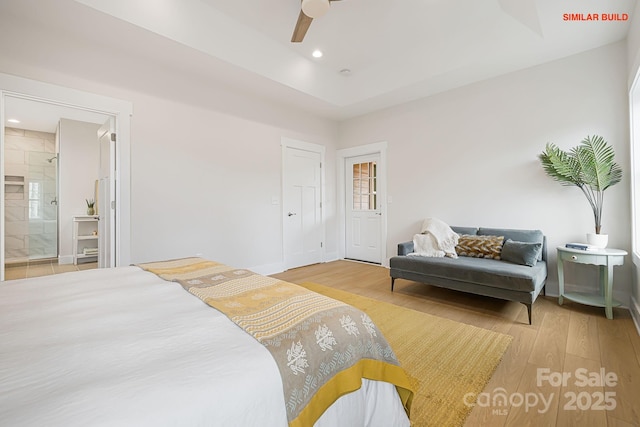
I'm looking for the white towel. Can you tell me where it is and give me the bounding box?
[408,218,459,258]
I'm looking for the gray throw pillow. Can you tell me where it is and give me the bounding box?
[501,239,542,267]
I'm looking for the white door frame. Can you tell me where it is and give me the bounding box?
[337,142,388,266]
[627,66,640,332]
[0,73,132,280]
[281,137,326,270]
[97,118,116,269]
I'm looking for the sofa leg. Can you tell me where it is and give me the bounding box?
[391,277,395,292]
[525,303,532,325]
[542,284,546,296]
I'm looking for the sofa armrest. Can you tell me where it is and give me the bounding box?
[398,241,414,256]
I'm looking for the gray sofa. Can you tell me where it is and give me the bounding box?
[389,226,547,324]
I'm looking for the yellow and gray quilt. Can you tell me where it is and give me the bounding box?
[137,257,413,427]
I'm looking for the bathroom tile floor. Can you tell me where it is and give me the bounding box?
[4,259,97,280]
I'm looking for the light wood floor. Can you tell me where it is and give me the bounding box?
[272,260,640,427]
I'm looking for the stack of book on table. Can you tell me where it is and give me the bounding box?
[565,242,598,251]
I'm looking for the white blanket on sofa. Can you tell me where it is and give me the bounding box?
[408,218,459,258]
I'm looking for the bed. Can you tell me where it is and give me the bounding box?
[0,258,413,426]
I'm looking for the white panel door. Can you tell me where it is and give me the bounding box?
[283,147,322,269]
[346,154,382,264]
[97,118,115,268]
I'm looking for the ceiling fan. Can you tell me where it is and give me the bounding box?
[291,0,342,43]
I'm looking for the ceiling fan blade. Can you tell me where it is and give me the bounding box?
[291,10,313,43]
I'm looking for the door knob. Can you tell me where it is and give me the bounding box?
[287,212,297,217]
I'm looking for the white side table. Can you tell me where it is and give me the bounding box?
[72,215,100,265]
[557,246,627,319]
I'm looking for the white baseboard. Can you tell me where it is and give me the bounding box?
[631,295,640,336]
[58,255,74,265]
[324,251,339,263]
[250,262,286,276]
[251,252,340,276]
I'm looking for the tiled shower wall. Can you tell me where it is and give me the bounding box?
[4,127,57,262]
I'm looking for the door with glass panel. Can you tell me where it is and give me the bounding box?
[346,154,382,264]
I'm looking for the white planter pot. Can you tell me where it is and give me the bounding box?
[586,233,608,248]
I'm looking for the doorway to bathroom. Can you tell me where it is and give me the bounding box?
[0,72,133,281]
[3,96,110,270]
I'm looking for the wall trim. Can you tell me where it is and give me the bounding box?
[631,295,640,336]
[250,261,286,276]
[58,255,74,265]
[250,252,339,276]
[324,251,339,263]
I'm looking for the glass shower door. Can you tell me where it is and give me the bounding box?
[4,126,58,263]
[28,150,58,260]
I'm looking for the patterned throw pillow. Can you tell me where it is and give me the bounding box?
[455,235,504,259]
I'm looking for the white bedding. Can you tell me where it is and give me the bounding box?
[0,266,409,426]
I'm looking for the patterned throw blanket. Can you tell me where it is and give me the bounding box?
[137,258,414,427]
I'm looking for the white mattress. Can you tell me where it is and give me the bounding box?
[0,266,409,426]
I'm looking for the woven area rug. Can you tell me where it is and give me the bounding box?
[299,282,513,427]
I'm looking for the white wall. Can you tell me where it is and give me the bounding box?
[338,42,632,303]
[128,92,338,271]
[0,11,338,274]
[128,100,337,272]
[0,86,337,275]
[58,119,100,262]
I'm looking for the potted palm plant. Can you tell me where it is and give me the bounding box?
[538,135,622,248]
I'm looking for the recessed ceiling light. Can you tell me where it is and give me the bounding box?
[312,49,323,58]
[7,119,20,124]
